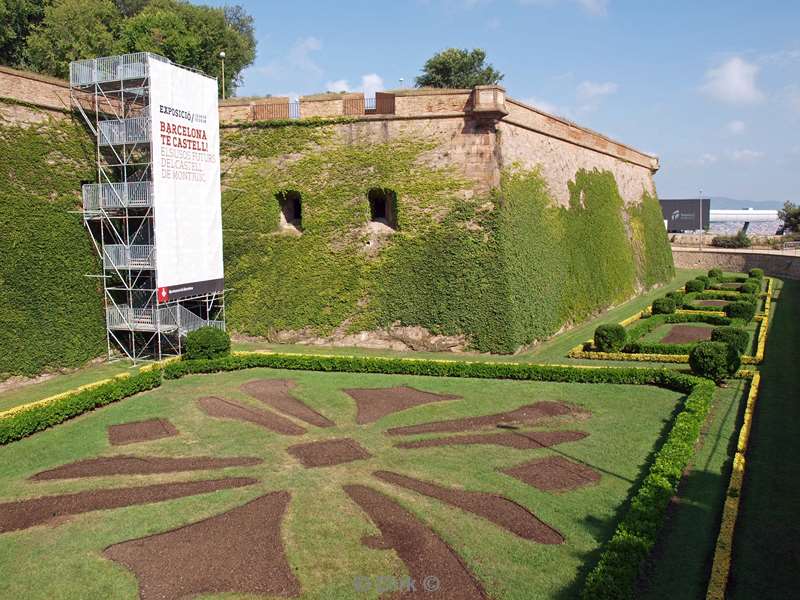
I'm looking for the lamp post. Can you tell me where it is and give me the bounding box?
[219,51,226,99]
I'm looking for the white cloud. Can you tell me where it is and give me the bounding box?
[325,79,349,93]
[257,36,323,80]
[577,80,618,100]
[689,153,718,166]
[728,149,764,162]
[758,48,800,65]
[522,96,568,117]
[726,120,746,135]
[786,85,800,113]
[574,80,618,112]
[701,56,765,105]
[576,0,608,15]
[518,0,608,15]
[325,73,385,97]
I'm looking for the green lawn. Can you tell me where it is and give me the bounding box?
[729,278,800,599]
[0,369,684,600]
[639,379,749,599]
[0,361,137,414]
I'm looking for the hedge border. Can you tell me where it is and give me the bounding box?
[570,316,766,365]
[705,372,760,600]
[0,349,747,599]
[570,279,774,365]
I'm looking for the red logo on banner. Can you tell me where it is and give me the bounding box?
[157,287,169,303]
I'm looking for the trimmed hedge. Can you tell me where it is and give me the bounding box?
[711,327,750,355]
[581,373,715,599]
[724,301,757,323]
[696,275,711,288]
[651,297,676,315]
[685,279,705,293]
[738,282,758,296]
[185,327,231,360]
[708,268,723,279]
[748,268,764,280]
[594,324,628,352]
[0,369,162,445]
[689,342,741,382]
[665,290,685,305]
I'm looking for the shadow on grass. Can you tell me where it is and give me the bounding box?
[551,395,689,600]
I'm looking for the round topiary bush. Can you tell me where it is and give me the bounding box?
[748,268,764,280]
[724,301,757,323]
[708,268,723,279]
[685,279,705,293]
[689,341,741,382]
[651,297,676,315]
[185,327,231,360]
[711,327,750,355]
[739,282,758,295]
[696,275,711,288]
[594,324,627,352]
[666,290,685,305]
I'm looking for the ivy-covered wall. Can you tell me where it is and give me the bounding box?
[0,105,673,378]
[0,102,106,377]
[221,119,674,353]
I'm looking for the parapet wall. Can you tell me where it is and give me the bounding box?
[1,65,658,206]
[672,248,800,280]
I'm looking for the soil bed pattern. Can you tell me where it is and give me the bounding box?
[0,477,257,533]
[30,455,262,481]
[345,484,489,599]
[197,396,306,435]
[660,325,714,344]
[374,471,564,543]
[395,429,588,450]
[108,419,178,446]
[0,378,608,598]
[104,491,300,600]
[241,379,334,428]
[287,438,372,468]
[694,299,730,307]
[344,386,461,424]
[503,456,601,492]
[386,402,582,436]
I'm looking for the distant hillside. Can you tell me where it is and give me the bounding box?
[710,196,784,210]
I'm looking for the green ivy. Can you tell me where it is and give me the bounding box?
[221,124,675,353]
[627,192,675,287]
[0,105,106,377]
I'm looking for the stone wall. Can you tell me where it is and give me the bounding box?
[498,102,657,206]
[0,67,659,205]
[672,249,800,280]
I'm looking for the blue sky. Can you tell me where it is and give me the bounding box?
[203,0,799,203]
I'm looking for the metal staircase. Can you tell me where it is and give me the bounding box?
[69,52,225,362]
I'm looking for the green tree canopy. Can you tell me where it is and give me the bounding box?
[116,0,256,96]
[23,0,120,79]
[778,201,800,233]
[0,0,47,66]
[9,0,255,96]
[415,48,504,89]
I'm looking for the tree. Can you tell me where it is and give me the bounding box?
[23,0,121,79]
[415,48,503,89]
[778,201,800,233]
[0,0,49,66]
[116,0,255,97]
[13,0,254,97]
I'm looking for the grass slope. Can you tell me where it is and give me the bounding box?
[729,278,800,599]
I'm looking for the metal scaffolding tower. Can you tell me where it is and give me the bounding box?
[69,53,225,363]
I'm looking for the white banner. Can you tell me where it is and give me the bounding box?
[148,57,224,303]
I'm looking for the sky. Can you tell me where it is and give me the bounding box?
[202,0,800,204]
